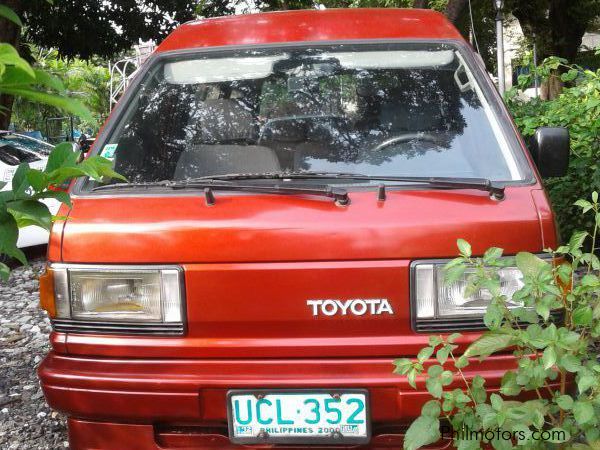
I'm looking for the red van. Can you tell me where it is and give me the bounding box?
[37,9,569,449]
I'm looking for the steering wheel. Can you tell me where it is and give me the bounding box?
[257,114,347,144]
[372,133,440,152]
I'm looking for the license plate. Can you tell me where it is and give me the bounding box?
[227,389,370,445]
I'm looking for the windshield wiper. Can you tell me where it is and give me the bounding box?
[91,180,177,191]
[90,179,350,205]
[90,171,504,203]
[194,171,364,181]
[193,172,506,199]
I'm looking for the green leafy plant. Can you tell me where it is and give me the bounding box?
[395,192,600,449]
[0,42,91,121]
[0,4,90,120]
[0,6,124,280]
[506,57,600,242]
[0,142,124,280]
[12,48,111,133]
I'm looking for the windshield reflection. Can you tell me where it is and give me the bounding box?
[94,44,523,188]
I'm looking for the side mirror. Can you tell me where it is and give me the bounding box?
[529,127,570,178]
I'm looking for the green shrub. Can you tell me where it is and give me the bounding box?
[506,57,600,242]
[0,142,125,280]
[0,6,123,280]
[395,192,600,449]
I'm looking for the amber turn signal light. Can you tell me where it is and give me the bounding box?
[39,267,56,318]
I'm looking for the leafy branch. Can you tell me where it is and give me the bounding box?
[0,143,125,280]
[395,192,600,449]
[0,6,125,280]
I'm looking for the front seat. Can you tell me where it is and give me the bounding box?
[174,99,281,179]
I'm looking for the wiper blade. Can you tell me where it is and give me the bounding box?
[195,172,506,199]
[193,171,365,181]
[90,179,350,205]
[171,180,349,205]
[90,180,177,192]
[318,174,506,199]
[91,172,504,202]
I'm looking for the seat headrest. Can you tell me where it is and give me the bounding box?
[192,99,256,143]
[174,145,281,180]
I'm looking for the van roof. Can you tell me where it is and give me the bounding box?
[157,8,464,53]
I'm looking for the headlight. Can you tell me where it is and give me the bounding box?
[412,259,545,332]
[40,264,185,335]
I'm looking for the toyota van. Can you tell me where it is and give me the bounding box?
[37,9,569,449]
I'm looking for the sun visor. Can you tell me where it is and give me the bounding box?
[323,50,456,69]
[164,55,288,84]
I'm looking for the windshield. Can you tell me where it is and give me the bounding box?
[0,134,51,166]
[87,43,528,189]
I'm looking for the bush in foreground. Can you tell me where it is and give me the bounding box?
[507,57,600,243]
[396,192,600,449]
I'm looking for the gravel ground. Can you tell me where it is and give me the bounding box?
[0,257,69,449]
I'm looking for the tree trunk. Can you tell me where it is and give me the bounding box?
[445,0,469,24]
[0,0,22,130]
[511,0,590,99]
[548,0,587,62]
[413,0,429,8]
[540,73,564,100]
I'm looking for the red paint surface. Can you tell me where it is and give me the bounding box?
[42,354,520,447]
[157,9,464,54]
[63,187,546,264]
[67,418,455,449]
[40,9,560,449]
[57,186,552,360]
[42,353,559,449]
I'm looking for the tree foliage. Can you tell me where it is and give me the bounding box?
[506,56,600,241]
[507,0,600,62]
[0,43,90,122]
[197,0,600,79]
[12,49,111,133]
[0,0,198,128]
[19,0,197,60]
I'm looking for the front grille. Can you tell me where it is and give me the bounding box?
[51,319,184,336]
[415,309,565,333]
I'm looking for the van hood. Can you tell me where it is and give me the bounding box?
[60,186,549,263]
[57,186,556,359]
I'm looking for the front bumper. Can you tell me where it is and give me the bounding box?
[40,352,523,449]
